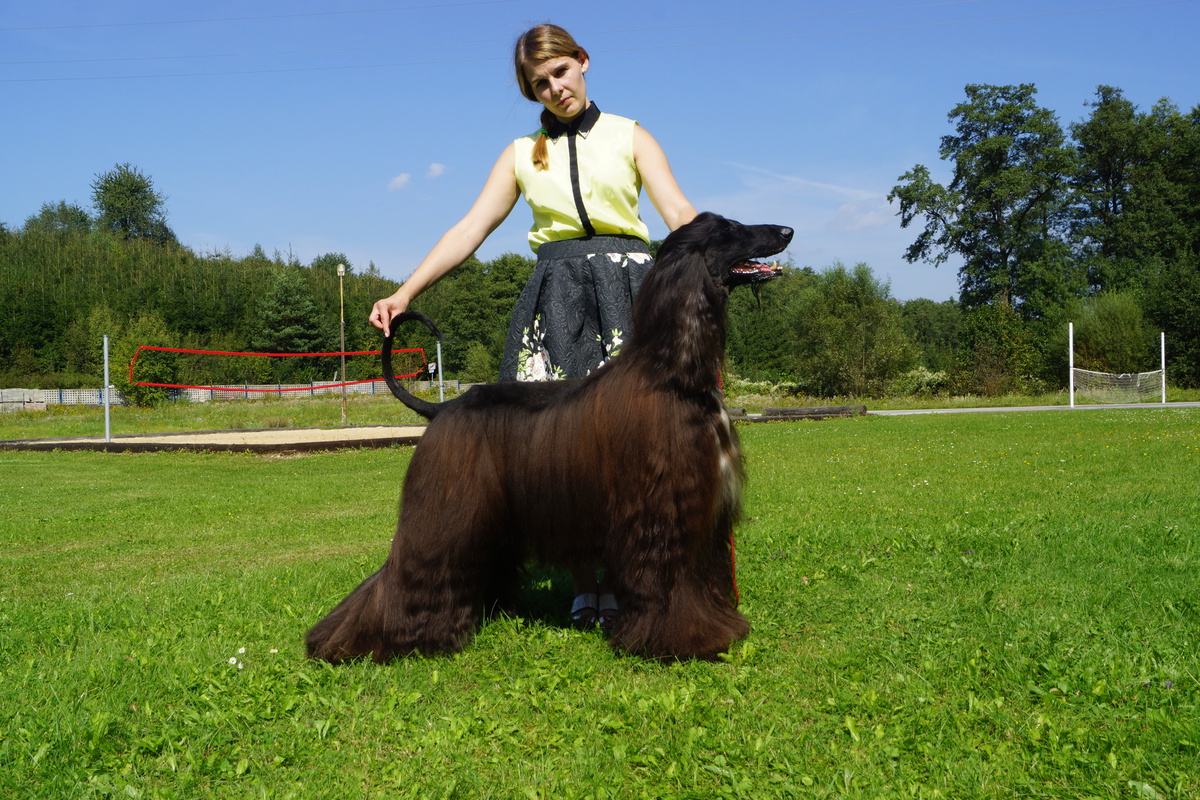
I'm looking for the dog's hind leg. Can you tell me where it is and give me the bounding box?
[305,562,415,662]
[306,518,504,662]
[307,426,512,662]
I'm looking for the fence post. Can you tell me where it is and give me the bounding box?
[1161,331,1167,404]
[1068,322,1075,408]
[103,335,112,442]
[437,341,444,403]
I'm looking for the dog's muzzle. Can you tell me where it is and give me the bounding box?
[730,261,784,283]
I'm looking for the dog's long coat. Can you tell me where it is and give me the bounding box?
[307,213,793,661]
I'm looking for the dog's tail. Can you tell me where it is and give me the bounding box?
[382,312,458,420]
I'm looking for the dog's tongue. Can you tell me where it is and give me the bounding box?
[731,260,783,281]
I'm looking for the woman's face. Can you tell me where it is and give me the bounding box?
[525,53,589,122]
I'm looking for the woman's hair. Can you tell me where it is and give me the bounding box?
[513,24,587,171]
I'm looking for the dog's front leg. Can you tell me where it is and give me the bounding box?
[606,519,749,661]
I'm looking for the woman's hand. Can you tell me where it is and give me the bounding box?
[369,291,411,334]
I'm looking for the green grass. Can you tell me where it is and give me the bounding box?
[2,409,1198,798]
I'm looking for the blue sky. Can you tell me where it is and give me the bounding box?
[3,0,1197,303]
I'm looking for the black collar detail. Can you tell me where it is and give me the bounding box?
[546,102,601,141]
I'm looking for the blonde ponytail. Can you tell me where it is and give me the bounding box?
[532,109,555,171]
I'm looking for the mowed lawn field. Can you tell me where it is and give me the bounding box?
[1,408,1197,799]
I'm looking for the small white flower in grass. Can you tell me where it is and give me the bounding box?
[229,657,238,665]
[269,648,279,654]
[237,647,246,654]
[238,662,244,670]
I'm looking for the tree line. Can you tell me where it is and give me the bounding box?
[2,83,1198,403]
[724,84,1198,396]
[890,84,1199,390]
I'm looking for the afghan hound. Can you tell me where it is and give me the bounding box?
[306,212,793,661]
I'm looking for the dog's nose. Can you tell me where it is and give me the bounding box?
[781,227,794,241]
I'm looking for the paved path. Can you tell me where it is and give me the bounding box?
[864,401,1200,416]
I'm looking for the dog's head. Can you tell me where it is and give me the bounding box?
[656,212,793,291]
[629,213,793,394]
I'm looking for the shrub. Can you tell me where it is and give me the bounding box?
[886,365,951,396]
[954,296,1046,396]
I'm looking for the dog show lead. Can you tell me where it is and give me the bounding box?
[368,23,697,630]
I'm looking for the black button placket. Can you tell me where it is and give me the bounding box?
[548,102,602,240]
[567,131,596,238]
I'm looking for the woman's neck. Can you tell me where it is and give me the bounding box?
[554,99,591,124]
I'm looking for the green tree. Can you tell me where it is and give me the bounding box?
[726,264,815,381]
[61,304,123,380]
[954,296,1043,395]
[91,163,176,245]
[311,253,353,275]
[1146,253,1200,388]
[1070,86,1148,290]
[890,84,1083,317]
[251,268,329,383]
[1070,88,1200,293]
[1140,99,1200,265]
[899,298,962,372]
[1067,291,1155,373]
[118,311,177,407]
[410,252,534,376]
[461,342,498,383]
[789,262,915,396]
[23,201,92,237]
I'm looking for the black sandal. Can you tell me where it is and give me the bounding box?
[598,593,619,630]
[570,593,599,628]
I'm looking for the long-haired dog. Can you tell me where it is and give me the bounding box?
[306,212,793,661]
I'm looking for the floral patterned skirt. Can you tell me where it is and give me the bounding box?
[499,235,653,382]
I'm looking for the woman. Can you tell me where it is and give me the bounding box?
[369,23,697,627]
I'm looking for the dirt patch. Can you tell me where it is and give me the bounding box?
[0,425,426,454]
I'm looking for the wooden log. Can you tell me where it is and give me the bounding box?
[759,405,867,421]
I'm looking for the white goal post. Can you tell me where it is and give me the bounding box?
[1068,323,1166,407]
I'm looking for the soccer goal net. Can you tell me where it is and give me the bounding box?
[1068,323,1166,406]
[1071,368,1165,404]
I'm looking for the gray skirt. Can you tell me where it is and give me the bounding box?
[499,235,653,381]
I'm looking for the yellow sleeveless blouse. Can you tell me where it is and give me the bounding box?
[513,108,651,252]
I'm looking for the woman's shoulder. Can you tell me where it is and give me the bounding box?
[598,110,638,128]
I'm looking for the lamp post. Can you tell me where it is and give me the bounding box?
[337,263,347,426]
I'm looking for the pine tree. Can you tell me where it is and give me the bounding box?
[251,268,329,383]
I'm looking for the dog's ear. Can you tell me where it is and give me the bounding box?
[695,214,739,280]
[657,212,721,274]
[712,220,764,289]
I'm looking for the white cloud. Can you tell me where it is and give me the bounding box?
[426,163,446,179]
[387,173,412,191]
[829,196,892,232]
[722,161,875,201]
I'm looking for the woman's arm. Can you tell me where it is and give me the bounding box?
[370,143,521,332]
[633,125,697,232]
